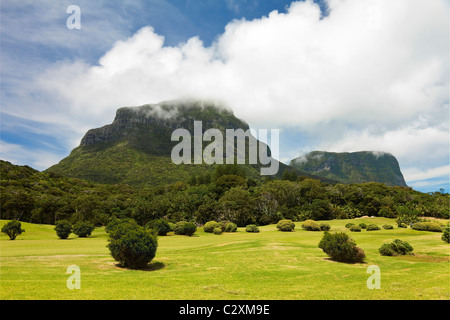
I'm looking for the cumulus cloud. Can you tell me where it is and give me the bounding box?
[2,0,448,188]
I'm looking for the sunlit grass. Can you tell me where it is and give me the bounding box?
[1,218,449,300]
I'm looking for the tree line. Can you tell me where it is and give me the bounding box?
[1,160,448,228]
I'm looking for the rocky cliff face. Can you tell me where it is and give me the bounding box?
[47,100,291,186]
[289,151,407,187]
[80,100,246,153]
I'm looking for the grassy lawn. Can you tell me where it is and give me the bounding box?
[1,217,449,300]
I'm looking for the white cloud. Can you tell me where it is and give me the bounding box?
[2,0,448,185]
[402,165,449,183]
[0,141,63,170]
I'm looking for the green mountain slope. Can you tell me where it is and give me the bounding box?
[289,151,407,187]
[47,100,304,186]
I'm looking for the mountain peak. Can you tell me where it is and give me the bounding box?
[80,99,244,148]
[289,150,407,187]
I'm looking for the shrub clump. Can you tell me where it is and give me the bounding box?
[382,224,394,230]
[54,220,72,239]
[1,220,25,240]
[225,222,238,232]
[398,223,408,228]
[246,224,260,233]
[301,220,321,231]
[349,225,361,232]
[359,223,367,229]
[411,221,442,232]
[379,239,414,256]
[204,221,221,233]
[345,222,355,229]
[146,219,171,236]
[213,227,223,235]
[73,221,95,237]
[107,220,158,269]
[318,232,365,263]
[366,224,381,231]
[174,221,197,236]
[442,224,450,243]
[277,219,295,232]
[319,223,331,231]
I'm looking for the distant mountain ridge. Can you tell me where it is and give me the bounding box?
[289,151,407,187]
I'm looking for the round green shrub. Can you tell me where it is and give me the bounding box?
[412,222,442,232]
[318,232,365,263]
[105,217,137,234]
[225,222,238,232]
[73,221,95,237]
[246,224,260,233]
[213,227,223,235]
[366,224,381,231]
[54,220,72,239]
[174,221,197,236]
[320,223,331,231]
[379,239,414,256]
[442,224,449,243]
[219,221,230,231]
[398,223,408,228]
[168,222,176,232]
[345,222,355,229]
[359,223,367,229]
[382,224,394,230]
[107,221,158,269]
[301,220,321,231]
[145,219,171,236]
[277,219,295,232]
[1,220,25,240]
[349,225,361,232]
[204,221,221,233]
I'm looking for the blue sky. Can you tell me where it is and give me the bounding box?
[1,0,448,193]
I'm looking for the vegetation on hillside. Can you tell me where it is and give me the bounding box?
[1,160,448,230]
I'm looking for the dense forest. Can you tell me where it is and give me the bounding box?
[1,160,448,227]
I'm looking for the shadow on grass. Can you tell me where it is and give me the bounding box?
[115,261,166,272]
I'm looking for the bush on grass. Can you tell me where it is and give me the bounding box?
[73,221,95,237]
[1,220,25,240]
[411,222,442,232]
[213,227,223,235]
[146,219,171,236]
[320,223,331,231]
[174,221,197,236]
[382,224,394,230]
[204,221,221,233]
[318,232,365,263]
[349,225,361,232]
[54,220,72,239]
[277,219,295,232]
[301,220,321,231]
[246,224,259,233]
[379,239,414,256]
[225,222,238,232]
[366,224,381,231]
[442,224,450,243]
[107,220,158,269]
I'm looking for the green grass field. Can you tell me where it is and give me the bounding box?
[1,217,449,300]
